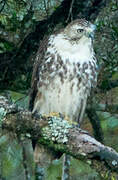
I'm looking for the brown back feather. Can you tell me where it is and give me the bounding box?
[29,36,49,111]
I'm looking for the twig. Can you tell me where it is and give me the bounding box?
[0,0,6,13]
[66,0,75,23]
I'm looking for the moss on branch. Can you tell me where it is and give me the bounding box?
[1,96,118,173]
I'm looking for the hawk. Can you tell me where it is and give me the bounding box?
[29,19,97,179]
[29,19,97,125]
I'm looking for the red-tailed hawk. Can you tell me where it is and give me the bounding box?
[29,19,97,179]
[29,19,97,125]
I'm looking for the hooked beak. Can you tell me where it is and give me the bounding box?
[86,24,96,39]
[90,24,96,31]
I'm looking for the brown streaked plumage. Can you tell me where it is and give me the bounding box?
[29,19,98,179]
[29,19,97,124]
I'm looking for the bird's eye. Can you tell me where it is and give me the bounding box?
[77,29,84,33]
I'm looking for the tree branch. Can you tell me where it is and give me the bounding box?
[0,96,118,172]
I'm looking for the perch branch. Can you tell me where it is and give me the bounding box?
[0,96,118,172]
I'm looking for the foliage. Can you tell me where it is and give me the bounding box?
[0,0,63,53]
[95,0,118,81]
[0,0,118,179]
[0,134,35,180]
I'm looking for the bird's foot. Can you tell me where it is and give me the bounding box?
[42,112,78,126]
[43,112,60,118]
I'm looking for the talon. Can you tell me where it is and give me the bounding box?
[43,112,60,118]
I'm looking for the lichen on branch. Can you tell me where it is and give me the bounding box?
[0,95,118,173]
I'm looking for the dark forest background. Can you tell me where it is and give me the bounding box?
[0,0,118,179]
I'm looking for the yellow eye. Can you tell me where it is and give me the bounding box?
[77,29,84,33]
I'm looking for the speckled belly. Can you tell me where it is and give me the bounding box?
[33,76,88,123]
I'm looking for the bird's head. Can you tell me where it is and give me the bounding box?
[64,19,96,42]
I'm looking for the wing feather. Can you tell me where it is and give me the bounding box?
[29,36,49,111]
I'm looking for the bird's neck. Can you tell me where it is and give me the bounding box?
[53,34,93,64]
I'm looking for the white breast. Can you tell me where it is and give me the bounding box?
[52,34,93,64]
[33,34,96,123]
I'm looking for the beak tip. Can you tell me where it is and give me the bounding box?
[90,24,96,31]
